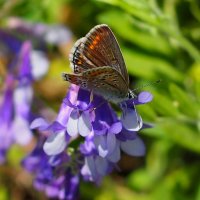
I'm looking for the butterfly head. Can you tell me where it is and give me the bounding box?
[126,89,136,100]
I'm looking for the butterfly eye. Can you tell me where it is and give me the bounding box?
[127,90,135,99]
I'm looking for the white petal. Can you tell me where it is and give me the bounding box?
[30,50,49,80]
[43,131,67,156]
[94,135,108,157]
[121,108,143,131]
[66,110,78,137]
[78,112,92,137]
[98,145,108,158]
[44,25,71,44]
[13,85,33,113]
[12,116,32,145]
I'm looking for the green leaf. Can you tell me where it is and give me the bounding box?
[157,119,200,153]
[151,91,180,117]
[7,145,25,166]
[196,182,200,200]
[146,140,172,178]
[189,63,200,100]
[137,104,157,121]
[169,83,199,118]
[124,49,184,82]
[151,168,191,200]
[127,169,156,191]
[0,186,9,200]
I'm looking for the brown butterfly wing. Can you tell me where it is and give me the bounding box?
[62,66,128,102]
[69,24,129,84]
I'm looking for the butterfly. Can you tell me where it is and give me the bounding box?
[62,24,135,104]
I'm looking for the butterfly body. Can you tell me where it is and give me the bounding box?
[62,24,135,104]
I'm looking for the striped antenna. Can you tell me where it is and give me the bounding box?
[132,79,162,92]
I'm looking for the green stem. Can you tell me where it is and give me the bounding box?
[175,35,200,63]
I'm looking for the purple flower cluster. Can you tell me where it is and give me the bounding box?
[22,136,81,200]
[29,83,153,191]
[7,17,72,46]
[0,20,72,164]
[0,34,51,163]
[0,41,34,163]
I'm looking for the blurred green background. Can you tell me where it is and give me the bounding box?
[0,0,200,200]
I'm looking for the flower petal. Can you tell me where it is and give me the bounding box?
[98,145,108,158]
[121,108,143,131]
[30,117,49,130]
[120,137,145,156]
[107,132,116,154]
[80,138,95,155]
[66,110,79,137]
[78,111,92,137]
[138,91,153,104]
[48,121,65,133]
[43,131,67,155]
[44,25,71,44]
[13,85,33,116]
[94,135,108,157]
[30,50,49,80]
[109,122,122,134]
[81,156,96,181]
[116,127,137,141]
[57,85,79,126]
[45,185,59,198]
[12,115,32,145]
[107,140,121,163]
[34,179,45,191]
[95,156,108,175]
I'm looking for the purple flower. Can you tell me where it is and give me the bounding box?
[0,28,50,80]
[0,40,50,164]
[0,29,22,54]
[0,42,31,163]
[7,17,72,46]
[65,88,97,137]
[22,137,81,200]
[31,83,153,183]
[30,84,80,156]
[80,131,145,183]
[0,75,15,163]
[78,91,151,182]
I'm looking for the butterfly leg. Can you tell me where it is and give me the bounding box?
[89,93,107,112]
[89,90,94,104]
[92,100,107,111]
[89,90,106,111]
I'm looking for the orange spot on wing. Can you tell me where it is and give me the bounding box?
[89,45,94,49]
[92,35,100,45]
[96,35,100,40]
[93,40,98,45]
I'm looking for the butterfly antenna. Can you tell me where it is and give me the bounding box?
[132,79,162,92]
